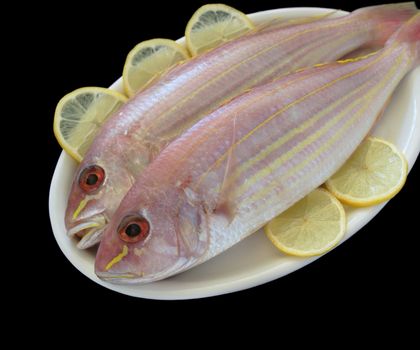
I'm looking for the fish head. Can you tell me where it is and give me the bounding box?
[65,144,142,249]
[95,180,208,284]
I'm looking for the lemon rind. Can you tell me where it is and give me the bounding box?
[325,137,408,207]
[54,87,127,162]
[123,38,190,97]
[185,3,255,56]
[264,188,346,257]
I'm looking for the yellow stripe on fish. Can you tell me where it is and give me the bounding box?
[195,42,400,193]
[141,16,360,136]
[231,80,371,193]
[243,51,405,207]
[336,50,379,64]
[72,197,89,220]
[164,69,316,186]
[93,6,420,283]
[298,29,370,67]
[105,245,129,271]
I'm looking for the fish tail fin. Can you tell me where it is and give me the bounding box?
[386,13,420,64]
[353,2,418,46]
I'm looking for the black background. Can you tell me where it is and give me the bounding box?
[35,0,419,321]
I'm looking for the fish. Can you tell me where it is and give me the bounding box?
[65,3,418,248]
[94,13,420,284]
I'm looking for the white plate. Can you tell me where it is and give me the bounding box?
[49,7,420,299]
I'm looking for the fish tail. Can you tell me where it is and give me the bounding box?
[353,2,418,46]
[387,13,420,64]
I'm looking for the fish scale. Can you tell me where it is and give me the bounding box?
[233,52,407,208]
[65,3,418,249]
[95,13,420,284]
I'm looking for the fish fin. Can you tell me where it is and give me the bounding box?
[386,12,420,63]
[183,185,199,207]
[369,96,393,136]
[192,11,338,55]
[136,57,190,94]
[176,184,209,257]
[177,200,201,256]
[213,114,239,224]
[354,2,418,46]
[178,176,216,217]
[250,11,338,35]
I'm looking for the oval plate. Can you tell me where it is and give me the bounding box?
[49,7,420,299]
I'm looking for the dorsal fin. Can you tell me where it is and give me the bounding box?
[249,10,339,35]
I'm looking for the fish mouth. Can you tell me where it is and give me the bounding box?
[96,257,191,284]
[67,215,107,249]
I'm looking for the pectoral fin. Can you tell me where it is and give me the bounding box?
[213,115,239,224]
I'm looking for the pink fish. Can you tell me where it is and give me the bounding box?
[65,3,417,248]
[95,14,420,284]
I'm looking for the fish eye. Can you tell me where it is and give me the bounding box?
[79,165,105,193]
[118,215,150,243]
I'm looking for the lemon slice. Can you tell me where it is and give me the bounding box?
[185,4,254,56]
[326,137,408,207]
[123,39,190,97]
[265,188,346,257]
[54,87,127,162]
